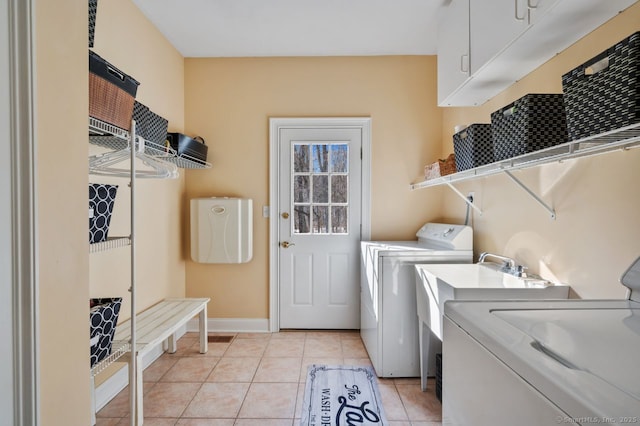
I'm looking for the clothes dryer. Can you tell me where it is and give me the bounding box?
[360,223,472,377]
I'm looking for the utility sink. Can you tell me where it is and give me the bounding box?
[414,263,570,391]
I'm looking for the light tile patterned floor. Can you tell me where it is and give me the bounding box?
[96,331,442,425]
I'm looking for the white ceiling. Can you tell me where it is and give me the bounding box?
[131,0,443,58]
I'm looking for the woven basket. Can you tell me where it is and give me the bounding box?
[89,51,139,131]
[424,153,456,180]
[562,31,640,141]
[89,74,135,130]
[132,101,169,148]
[491,94,567,161]
[453,124,493,171]
[89,0,98,48]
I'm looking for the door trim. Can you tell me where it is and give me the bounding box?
[4,0,39,423]
[269,117,371,332]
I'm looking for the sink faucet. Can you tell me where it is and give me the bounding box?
[478,252,527,277]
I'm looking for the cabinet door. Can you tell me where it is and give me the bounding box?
[437,0,470,106]
[470,0,530,74]
[526,0,562,24]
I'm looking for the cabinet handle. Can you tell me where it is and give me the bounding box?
[460,54,469,74]
[515,0,526,21]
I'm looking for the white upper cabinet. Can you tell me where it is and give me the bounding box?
[437,0,470,105]
[526,0,562,24]
[438,0,638,106]
[469,0,530,74]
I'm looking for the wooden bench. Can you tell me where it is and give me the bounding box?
[113,297,210,424]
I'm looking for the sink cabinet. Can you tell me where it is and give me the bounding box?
[437,0,637,106]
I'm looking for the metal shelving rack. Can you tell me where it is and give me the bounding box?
[90,115,211,425]
[89,116,212,170]
[410,123,640,219]
[89,117,139,426]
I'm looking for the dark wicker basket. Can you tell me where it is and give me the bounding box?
[453,124,493,171]
[132,101,169,147]
[491,94,567,161]
[89,0,98,48]
[562,32,640,141]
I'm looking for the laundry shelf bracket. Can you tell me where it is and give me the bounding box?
[503,170,556,220]
[445,182,482,216]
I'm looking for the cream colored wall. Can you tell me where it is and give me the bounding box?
[35,0,90,423]
[184,56,443,319]
[36,0,185,422]
[440,3,640,298]
[89,0,187,318]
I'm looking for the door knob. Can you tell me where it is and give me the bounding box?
[281,212,290,219]
[280,241,295,248]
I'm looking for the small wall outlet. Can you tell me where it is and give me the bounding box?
[467,192,475,203]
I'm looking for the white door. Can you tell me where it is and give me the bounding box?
[276,125,365,329]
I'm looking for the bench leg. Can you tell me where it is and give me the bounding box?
[167,334,177,354]
[199,304,208,354]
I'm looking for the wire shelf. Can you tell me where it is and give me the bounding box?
[90,340,130,377]
[164,153,212,169]
[90,237,131,253]
[89,117,212,169]
[411,123,640,190]
[89,117,129,140]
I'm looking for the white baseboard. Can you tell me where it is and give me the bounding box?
[94,325,187,412]
[186,317,270,333]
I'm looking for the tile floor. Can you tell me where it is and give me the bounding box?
[96,330,442,425]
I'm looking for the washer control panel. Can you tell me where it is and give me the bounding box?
[416,223,473,249]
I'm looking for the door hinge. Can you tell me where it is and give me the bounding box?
[360,147,363,159]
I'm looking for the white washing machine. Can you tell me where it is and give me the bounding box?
[360,223,473,378]
[442,257,640,426]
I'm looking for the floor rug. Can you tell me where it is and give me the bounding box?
[300,364,388,425]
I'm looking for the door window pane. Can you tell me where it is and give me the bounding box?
[313,206,329,234]
[312,144,329,172]
[294,176,310,203]
[331,175,348,203]
[331,144,349,173]
[313,175,328,203]
[294,206,310,234]
[292,142,350,235]
[331,206,348,234]
[294,144,310,172]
